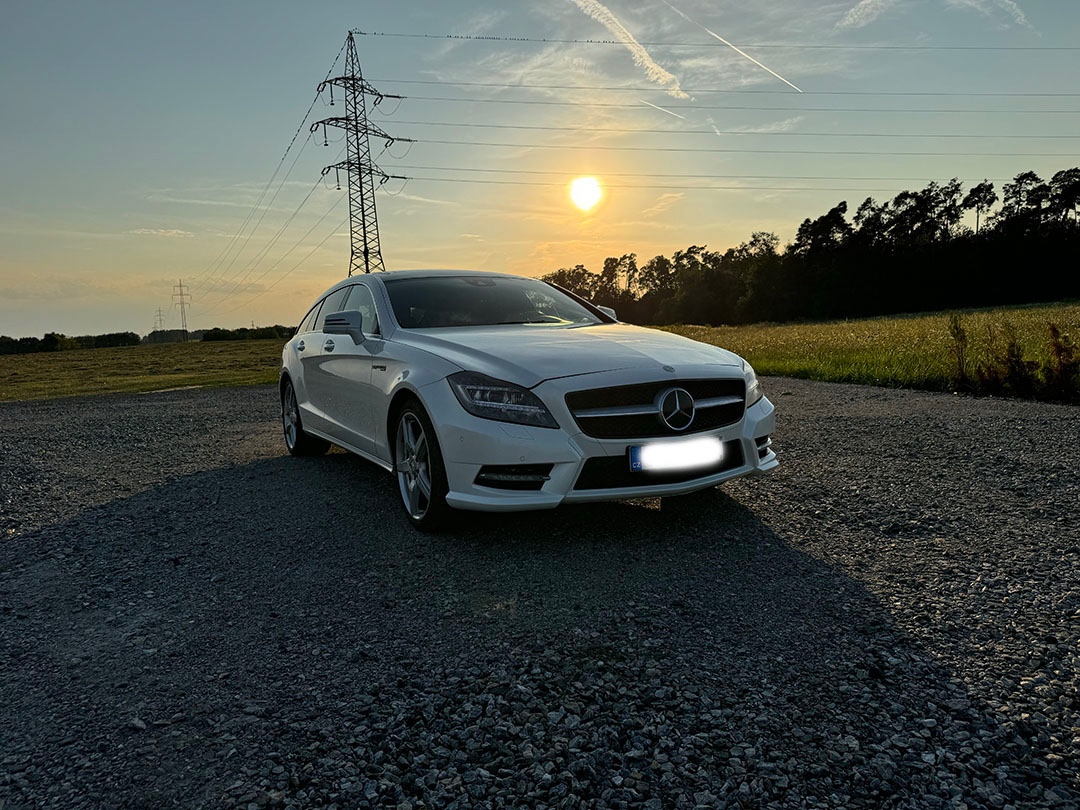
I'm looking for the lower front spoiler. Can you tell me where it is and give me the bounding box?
[444,447,777,512]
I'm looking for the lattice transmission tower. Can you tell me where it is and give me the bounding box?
[312,31,410,275]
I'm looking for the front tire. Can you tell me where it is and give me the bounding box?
[281,379,329,457]
[394,402,452,532]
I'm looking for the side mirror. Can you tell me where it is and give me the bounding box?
[324,310,364,344]
[597,305,617,320]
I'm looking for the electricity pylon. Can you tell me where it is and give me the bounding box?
[154,308,167,331]
[172,280,191,341]
[312,31,410,275]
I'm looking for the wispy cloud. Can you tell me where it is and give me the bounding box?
[390,189,458,207]
[126,228,194,238]
[842,0,1032,28]
[145,194,267,209]
[945,0,1031,28]
[658,0,803,92]
[710,115,806,134]
[565,0,688,98]
[642,193,685,216]
[838,0,899,28]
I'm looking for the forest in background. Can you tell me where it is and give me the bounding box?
[543,168,1080,325]
[4,167,1078,354]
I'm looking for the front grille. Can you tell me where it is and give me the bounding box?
[573,440,744,491]
[565,378,745,439]
[474,464,553,491]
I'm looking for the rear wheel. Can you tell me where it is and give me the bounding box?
[281,379,329,457]
[394,402,452,531]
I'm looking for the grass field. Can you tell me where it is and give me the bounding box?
[663,302,1080,393]
[1,302,1077,402]
[0,340,282,402]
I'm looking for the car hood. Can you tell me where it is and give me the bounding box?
[396,323,743,388]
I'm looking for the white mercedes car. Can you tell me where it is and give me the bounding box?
[280,270,777,530]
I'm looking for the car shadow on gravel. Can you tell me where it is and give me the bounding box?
[1,451,1074,809]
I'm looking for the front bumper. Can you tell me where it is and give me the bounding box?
[418,371,778,513]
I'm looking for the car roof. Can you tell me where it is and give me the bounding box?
[366,269,520,282]
[319,269,527,296]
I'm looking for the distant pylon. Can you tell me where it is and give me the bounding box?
[312,31,411,275]
[172,280,191,341]
[154,308,167,331]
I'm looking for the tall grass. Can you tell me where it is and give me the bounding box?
[663,302,1080,402]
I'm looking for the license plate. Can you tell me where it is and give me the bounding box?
[629,436,724,472]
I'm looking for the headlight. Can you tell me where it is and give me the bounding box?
[448,371,559,429]
[745,362,764,406]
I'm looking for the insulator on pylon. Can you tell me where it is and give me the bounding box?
[329,86,335,106]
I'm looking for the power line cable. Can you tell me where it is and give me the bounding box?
[199,160,346,313]
[387,164,1022,182]
[194,132,315,298]
[387,119,1080,139]
[188,38,348,293]
[210,208,349,317]
[412,138,1078,157]
[353,30,1080,51]
[198,173,331,305]
[401,176,957,192]
[402,95,1080,114]
[199,144,346,306]
[369,77,1080,97]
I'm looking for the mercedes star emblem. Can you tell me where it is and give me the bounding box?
[657,387,695,431]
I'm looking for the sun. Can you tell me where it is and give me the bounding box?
[569,176,603,211]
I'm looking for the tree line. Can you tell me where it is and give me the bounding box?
[543,167,1080,325]
[0,331,141,355]
[1,325,295,355]
[201,325,294,341]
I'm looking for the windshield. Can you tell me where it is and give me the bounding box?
[383,275,605,329]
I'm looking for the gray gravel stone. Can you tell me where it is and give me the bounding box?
[0,380,1077,809]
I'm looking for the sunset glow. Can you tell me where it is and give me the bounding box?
[1,3,1077,337]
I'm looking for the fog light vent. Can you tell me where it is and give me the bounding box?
[755,435,773,459]
[474,464,554,491]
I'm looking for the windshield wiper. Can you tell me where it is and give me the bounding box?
[492,318,563,325]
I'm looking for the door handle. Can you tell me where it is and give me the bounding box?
[297,340,306,351]
[324,339,335,353]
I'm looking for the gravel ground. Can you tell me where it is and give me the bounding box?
[0,379,1077,810]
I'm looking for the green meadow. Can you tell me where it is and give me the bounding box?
[1,302,1077,402]
[663,302,1080,396]
[0,340,282,402]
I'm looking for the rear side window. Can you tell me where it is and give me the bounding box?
[314,287,351,331]
[297,302,322,335]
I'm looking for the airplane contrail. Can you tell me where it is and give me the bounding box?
[640,100,688,120]
[567,0,689,98]
[658,0,803,93]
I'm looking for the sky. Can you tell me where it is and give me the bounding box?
[1,0,1078,336]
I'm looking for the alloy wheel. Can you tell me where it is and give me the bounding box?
[396,412,432,519]
[283,384,299,450]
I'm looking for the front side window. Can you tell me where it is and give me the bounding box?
[343,284,380,335]
[314,287,351,332]
[383,275,603,329]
